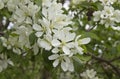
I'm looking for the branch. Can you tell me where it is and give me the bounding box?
[86,52,120,77]
[110,56,120,62]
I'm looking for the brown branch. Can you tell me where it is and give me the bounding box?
[110,56,120,62]
[86,52,120,77]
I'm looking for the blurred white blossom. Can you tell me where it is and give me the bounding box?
[80,69,100,79]
[93,6,120,27]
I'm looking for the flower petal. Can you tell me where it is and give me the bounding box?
[61,60,67,71]
[35,32,43,37]
[76,47,84,54]
[53,59,59,67]
[68,62,74,72]
[33,43,39,55]
[33,24,41,31]
[65,33,76,42]
[62,46,71,55]
[51,39,61,47]
[52,48,59,53]
[64,56,70,63]
[48,54,59,60]
[13,48,21,55]
[7,59,14,66]
[79,38,91,44]
[37,39,51,50]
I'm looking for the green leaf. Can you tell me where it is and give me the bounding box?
[0,8,12,18]
[82,32,100,41]
[72,56,83,65]
[42,50,53,71]
[29,32,37,46]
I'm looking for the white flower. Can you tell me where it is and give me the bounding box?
[41,0,72,30]
[25,17,32,24]
[11,7,26,23]
[112,10,120,23]
[75,35,91,54]
[0,37,8,47]
[38,39,52,51]
[38,18,52,34]
[1,25,32,55]
[93,6,120,27]
[14,26,33,49]
[93,11,102,21]
[7,0,19,11]
[42,0,53,7]
[48,54,74,72]
[26,2,40,17]
[37,33,52,51]
[52,28,76,55]
[80,69,99,79]
[10,1,39,24]
[7,0,31,12]
[101,6,114,18]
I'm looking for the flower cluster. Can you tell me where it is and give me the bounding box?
[93,6,120,27]
[93,0,120,27]
[80,69,100,79]
[40,0,90,71]
[0,0,40,55]
[0,0,90,72]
